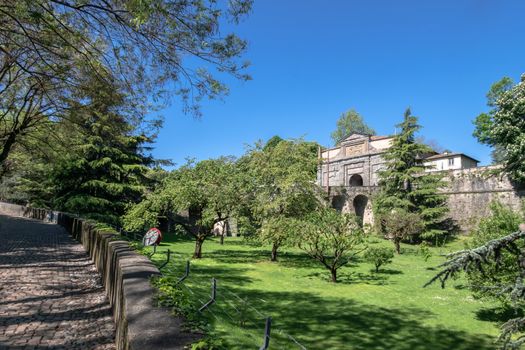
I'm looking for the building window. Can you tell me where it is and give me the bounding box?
[349,174,364,187]
[448,158,454,166]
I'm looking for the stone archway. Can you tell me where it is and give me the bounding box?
[332,195,346,212]
[353,194,368,226]
[349,174,363,187]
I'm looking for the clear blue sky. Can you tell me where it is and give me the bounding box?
[153,0,525,167]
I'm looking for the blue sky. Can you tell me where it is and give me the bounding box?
[153,0,525,167]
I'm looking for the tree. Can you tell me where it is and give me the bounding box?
[330,109,375,145]
[246,138,321,261]
[374,108,449,241]
[426,223,525,349]
[364,247,394,272]
[0,0,252,175]
[465,201,525,303]
[382,209,423,254]
[298,208,364,283]
[50,79,154,224]
[1,75,156,224]
[474,75,525,179]
[123,157,242,258]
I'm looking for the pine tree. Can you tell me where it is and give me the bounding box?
[375,108,449,241]
[51,79,154,224]
[426,224,525,349]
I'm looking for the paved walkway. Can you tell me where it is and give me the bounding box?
[0,213,116,350]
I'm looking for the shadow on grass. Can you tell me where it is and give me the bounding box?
[207,287,496,350]
[150,236,496,349]
[374,268,403,275]
[476,305,524,323]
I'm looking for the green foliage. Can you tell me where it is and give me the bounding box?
[374,108,449,241]
[50,79,153,224]
[151,275,207,332]
[418,242,433,262]
[465,201,525,303]
[364,247,394,272]
[427,222,525,349]
[151,236,500,350]
[124,156,243,258]
[191,337,226,350]
[331,109,376,145]
[473,74,525,182]
[382,209,423,254]
[1,0,252,179]
[0,77,156,225]
[299,208,364,282]
[244,138,322,260]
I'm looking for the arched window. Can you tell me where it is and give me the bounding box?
[349,174,363,187]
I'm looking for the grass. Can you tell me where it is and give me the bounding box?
[145,234,505,350]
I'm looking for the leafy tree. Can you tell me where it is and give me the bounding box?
[298,208,364,283]
[382,209,423,254]
[0,0,252,175]
[364,247,394,273]
[331,109,376,145]
[474,75,525,178]
[246,138,321,261]
[374,108,449,241]
[426,223,525,349]
[465,201,525,303]
[123,157,242,258]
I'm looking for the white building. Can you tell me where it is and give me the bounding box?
[423,152,479,172]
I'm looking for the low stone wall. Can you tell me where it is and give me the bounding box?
[0,202,197,350]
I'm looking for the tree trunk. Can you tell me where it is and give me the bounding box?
[375,264,380,273]
[220,220,228,245]
[271,243,279,262]
[394,239,401,254]
[193,237,204,259]
[330,268,337,283]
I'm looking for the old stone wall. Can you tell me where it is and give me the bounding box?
[0,202,197,350]
[440,166,525,232]
[325,165,524,233]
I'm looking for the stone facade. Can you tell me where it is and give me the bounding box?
[318,133,524,232]
[441,166,524,232]
[318,134,391,227]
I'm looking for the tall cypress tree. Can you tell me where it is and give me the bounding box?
[375,108,449,240]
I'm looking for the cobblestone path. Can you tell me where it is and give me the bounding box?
[0,213,116,350]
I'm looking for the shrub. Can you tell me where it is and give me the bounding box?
[364,247,394,272]
[382,210,423,254]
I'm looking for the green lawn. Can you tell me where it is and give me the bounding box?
[146,234,503,350]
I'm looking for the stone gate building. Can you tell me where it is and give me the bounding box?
[317,133,524,232]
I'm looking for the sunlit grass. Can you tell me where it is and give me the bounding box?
[146,234,502,350]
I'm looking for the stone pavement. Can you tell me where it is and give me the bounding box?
[0,213,116,350]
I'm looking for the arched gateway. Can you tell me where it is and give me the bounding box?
[353,194,368,226]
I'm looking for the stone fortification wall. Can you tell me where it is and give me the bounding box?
[441,166,524,232]
[0,202,197,350]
